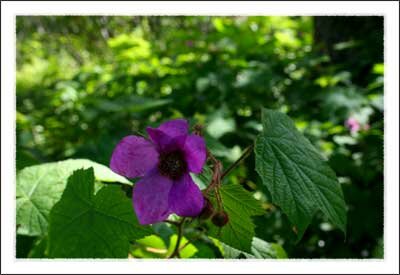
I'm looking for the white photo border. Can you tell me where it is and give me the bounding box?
[1,1,399,274]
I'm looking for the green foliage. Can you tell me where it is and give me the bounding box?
[221,237,287,259]
[28,237,48,258]
[255,108,347,239]
[48,168,151,258]
[17,159,131,236]
[130,234,198,259]
[208,184,264,253]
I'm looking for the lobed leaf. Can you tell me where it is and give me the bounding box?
[16,159,131,236]
[48,168,151,258]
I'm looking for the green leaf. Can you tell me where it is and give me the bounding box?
[16,160,131,236]
[166,235,198,258]
[93,95,171,113]
[17,159,131,236]
[372,63,384,75]
[208,184,264,253]
[131,234,198,259]
[221,237,287,259]
[16,235,36,258]
[191,164,213,190]
[28,237,48,258]
[191,241,217,258]
[16,150,40,170]
[48,168,151,258]
[130,235,168,258]
[255,108,347,240]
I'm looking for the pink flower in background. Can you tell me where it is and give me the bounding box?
[110,119,206,225]
[345,117,361,134]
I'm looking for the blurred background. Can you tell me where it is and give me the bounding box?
[16,16,383,258]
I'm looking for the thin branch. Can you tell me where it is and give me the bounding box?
[220,144,254,180]
[179,240,192,252]
[177,228,206,254]
[204,150,222,195]
[168,218,186,258]
[164,219,180,226]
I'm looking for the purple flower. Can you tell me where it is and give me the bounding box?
[345,117,361,134]
[110,119,206,225]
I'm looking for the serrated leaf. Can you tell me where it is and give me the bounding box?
[17,159,131,236]
[221,237,287,259]
[255,108,347,240]
[48,168,151,258]
[208,184,264,253]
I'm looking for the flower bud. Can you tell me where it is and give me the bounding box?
[211,210,229,227]
[193,124,204,136]
[199,198,214,220]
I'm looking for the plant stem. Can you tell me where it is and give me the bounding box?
[178,234,201,253]
[220,144,254,180]
[204,150,223,195]
[168,218,186,258]
[164,219,180,226]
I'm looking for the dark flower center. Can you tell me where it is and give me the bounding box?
[158,150,187,180]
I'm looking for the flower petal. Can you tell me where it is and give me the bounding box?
[110,136,159,178]
[169,173,204,217]
[146,119,189,152]
[147,127,186,152]
[157,119,189,138]
[133,168,173,225]
[183,134,207,173]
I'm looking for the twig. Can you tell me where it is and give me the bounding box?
[204,150,222,195]
[220,144,254,179]
[164,219,180,226]
[168,218,186,258]
[179,240,192,252]
[177,228,206,253]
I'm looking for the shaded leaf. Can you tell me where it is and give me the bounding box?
[17,159,131,236]
[221,237,287,259]
[48,168,151,258]
[255,108,347,240]
[28,236,48,258]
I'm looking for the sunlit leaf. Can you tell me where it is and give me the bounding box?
[17,159,131,236]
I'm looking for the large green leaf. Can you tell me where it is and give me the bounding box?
[221,237,287,259]
[16,159,131,236]
[48,168,151,258]
[255,108,347,240]
[208,184,264,253]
